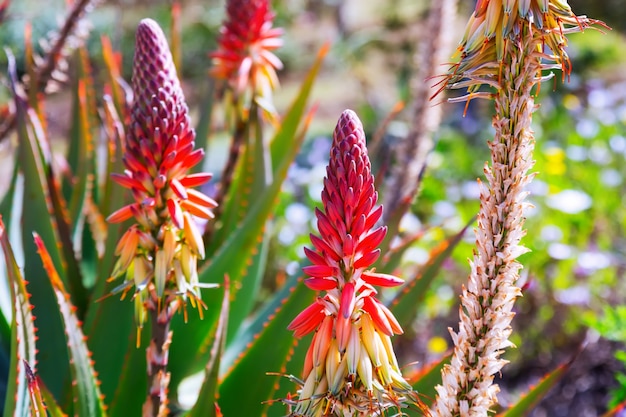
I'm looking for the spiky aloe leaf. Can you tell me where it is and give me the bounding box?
[389,222,471,326]
[100,35,131,120]
[265,333,311,417]
[82,94,135,408]
[35,376,68,417]
[495,357,574,417]
[33,234,106,417]
[601,401,626,417]
[25,362,49,416]
[218,274,314,417]
[9,51,78,402]
[65,48,97,241]
[105,334,147,417]
[187,277,230,417]
[1,217,37,417]
[167,45,325,388]
[169,113,313,389]
[0,164,21,347]
[223,105,273,344]
[0,161,19,228]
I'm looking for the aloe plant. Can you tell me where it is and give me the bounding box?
[0,0,605,416]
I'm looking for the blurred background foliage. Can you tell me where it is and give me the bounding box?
[1,0,625,415]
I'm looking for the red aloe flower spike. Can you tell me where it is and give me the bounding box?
[289,110,416,416]
[107,19,217,417]
[211,0,283,101]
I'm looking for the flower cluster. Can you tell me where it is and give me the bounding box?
[288,110,415,416]
[107,18,216,326]
[443,0,600,102]
[211,0,283,101]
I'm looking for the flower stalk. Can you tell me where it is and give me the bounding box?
[107,18,216,417]
[288,110,421,416]
[433,1,602,415]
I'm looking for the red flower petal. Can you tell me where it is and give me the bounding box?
[362,295,393,336]
[288,300,325,338]
[302,264,335,279]
[361,271,404,288]
[353,249,380,269]
[170,177,188,199]
[167,198,184,229]
[107,204,135,224]
[179,172,213,188]
[304,277,337,291]
[303,246,327,266]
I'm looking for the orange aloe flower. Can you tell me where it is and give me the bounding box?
[210,0,283,101]
[107,18,217,327]
[287,110,417,416]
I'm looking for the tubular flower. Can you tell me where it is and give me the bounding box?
[107,19,216,327]
[287,110,417,417]
[434,2,603,416]
[210,0,283,101]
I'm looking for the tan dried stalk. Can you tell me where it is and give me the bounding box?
[0,0,97,141]
[433,1,602,415]
[383,0,457,226]
[434,34,536,417]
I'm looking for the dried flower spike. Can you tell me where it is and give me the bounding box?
[288,110,419,416]
[434,2,604,416]
[107,18,216,327]
[441,0,603,104]
[211,0,283,101]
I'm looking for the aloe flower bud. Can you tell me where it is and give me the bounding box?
[434,2,602,416]
[107,18,216,325]
[210,0,283,100]
[288,110,416,416]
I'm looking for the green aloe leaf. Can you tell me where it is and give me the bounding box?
[65,48,96,224]
[496,356,574,417]
[9,52,75,402]
[0,162,19,229]
[187,277,230,417]
[224,106,273,344]
[601,400,626,417]
[265,327,312,417]
[167,45,325,389]
[389,222,471,327]
[106,333,147,417]
[218,273,314,417]
[83,96,134,407]
[66,48,99,289]
[100,35,130,121]
[1,218,37,417]
[33,234,106,417]
[36,376,68,417]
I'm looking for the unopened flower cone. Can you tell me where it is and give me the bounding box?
[211,0,283,102]
[433,1,602,416]
[288,110,421,416]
